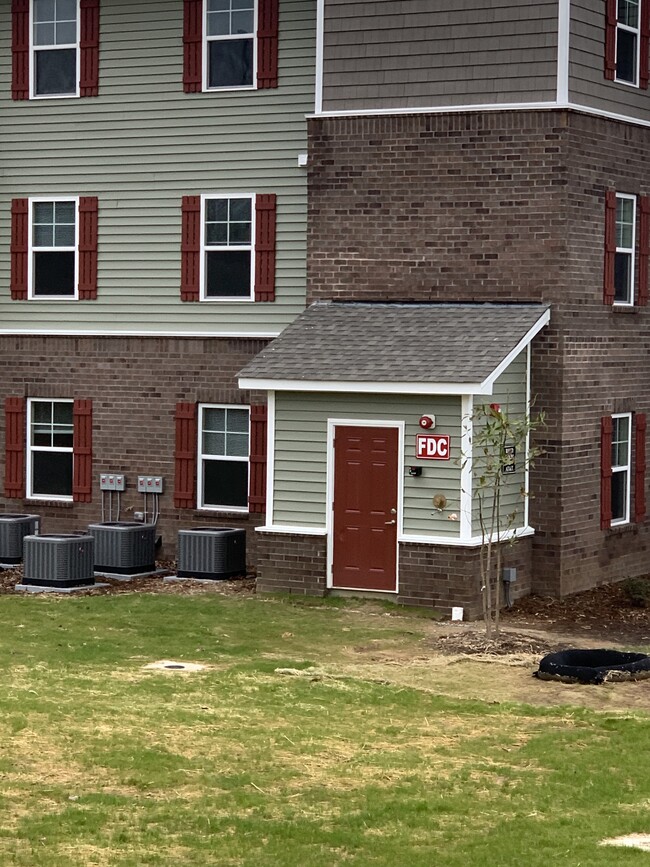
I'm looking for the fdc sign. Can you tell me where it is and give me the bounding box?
[416,434,451,461]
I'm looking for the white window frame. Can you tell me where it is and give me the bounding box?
[29,0,80,100]
[200,193,255,302]
[197,403,250,513]
[202,0,257,92]
[611,412,632,526]
[614,192,637,306]
[615,0,641,87]
[28,196,79,301]
[26,398,74,502]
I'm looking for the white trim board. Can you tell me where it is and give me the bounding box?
[254,525,535,546]
[0,329,282,339]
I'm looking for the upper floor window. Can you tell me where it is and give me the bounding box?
[32,0,79,97]
[30,198,78,299]
[617,0,640,84]
[202,195,254,300]
[615,193,636,304]
[205,0,255,89]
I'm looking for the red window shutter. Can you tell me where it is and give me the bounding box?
[604,191,616,305]
[80,0,100,97]
[642,0,650,88]
[257,0,279,88]
[601,416,613,530]
[183,0,203,93]
[73,399,93,503]
[254,194,277,302]
[174,403,197,509]
[10,199,28,301]
[635,414,647,522]
[249,404,267,514]
[11,0,29,101]
[4,397,26,499]
[605,0,617,80]
[639,196,650,306]
[78,197,99,300]
[181,196,201,302]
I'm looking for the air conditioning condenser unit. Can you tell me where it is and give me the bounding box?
[0,514,40,565]
[23,534,95,588]
[177,527,246,580]
[88,522,156,576]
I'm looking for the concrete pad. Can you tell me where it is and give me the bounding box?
[15,583,110,594]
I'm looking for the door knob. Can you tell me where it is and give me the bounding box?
[385,519,396,525]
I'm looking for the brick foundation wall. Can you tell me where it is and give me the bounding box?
[307,109,650,599]
[0,335,268,566]
[256,532,328,596]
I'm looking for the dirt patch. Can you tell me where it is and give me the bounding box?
[433,630,561,657]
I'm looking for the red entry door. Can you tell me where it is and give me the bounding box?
[332,425,399,592]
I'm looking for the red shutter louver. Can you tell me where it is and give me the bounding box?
[12,0,29,101]
[254,194,276,302]
[181,196,201,301]
[249,404,267,514]
[635,413,647,522]
[604,191,617,305]
[80,0,100,97]
[4,397,26,500]
[605,0,617,80]
[78,196,99,300]
[10,198,28,301]
[257,0,279,89]
[601,416,614,530]
[183,0,203,93]
[642,0,650,88]
[174,403,197,509]
[639,196,650,306]
[73,399,93,503]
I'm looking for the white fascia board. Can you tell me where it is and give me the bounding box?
[307,101,559,120]
[480,308,551,392]
[238,378,489,395]
[255,524,327,536]
[0,329,282,338]
[400,526,535,547]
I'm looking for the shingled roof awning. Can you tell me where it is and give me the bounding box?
[238,301,551,395]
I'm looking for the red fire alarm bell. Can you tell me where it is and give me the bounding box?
[418,414,436,429]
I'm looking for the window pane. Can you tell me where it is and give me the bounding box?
[611,470,628,521]
[34,202,54,224]
[54,224,75,246]
[56,21,77,45]
[206,222,228,246]
[618,0,639,27]
[614,252,632,302]
[203,431,226,455]
[53,430,74,448]
[617,29,637,83]
[229,221,251,244]
[53,402,73,424]
[612,416,630,466]
[35,48,76,95]
[58,0,78,23]
[203,459,248,508]
[616,198,634,249]
[203,407,226,431]
[208,38,253,88]
[34,22,56,46]
[206,250,251,297]
[32,451,73,498]
[206,199,228,222]
[207,11,230,36]
[208,0,230,10]
[226,408,249,433]
[232,10,254,34]
[33,251,75,296]
[226,432,248,457]
[229,198,251,222]
[34,0,56,23]
[34,224,55,248]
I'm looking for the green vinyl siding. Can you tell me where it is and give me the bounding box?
[273,392,463,539]
[0,0,315,335]
[471,351,528,536]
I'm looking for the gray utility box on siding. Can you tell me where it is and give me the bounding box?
[0,514,40,565]
[177,528,246,580]
[23,534,95,588]
[88,522,156,575]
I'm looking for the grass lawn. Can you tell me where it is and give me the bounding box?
[0,590,649,866]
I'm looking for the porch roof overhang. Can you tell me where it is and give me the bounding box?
[238,301,551,396]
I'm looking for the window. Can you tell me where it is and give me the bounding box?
[27,399,74,500]
[615,193,636,304]
[611,413,632,524]
[32,0,79,97]
[198,405,250,510]
[205,0,255,89]
[29,198,78,298]
[202,195,254,300]
[616,0,641,84]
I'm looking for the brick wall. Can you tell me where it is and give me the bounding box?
[307,109,650,598]
[256,531,328,596]
[0,335,268,566]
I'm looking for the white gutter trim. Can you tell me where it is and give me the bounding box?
[256,524,328,536]
[557,0,570,104]
[399,526,535,547]
[239,378,489,395]
[0,329,281,338]
[481,308,551,391]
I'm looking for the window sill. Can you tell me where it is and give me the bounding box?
[611,305,639,314]
[606,521,637,536]
[25,498,74,509]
